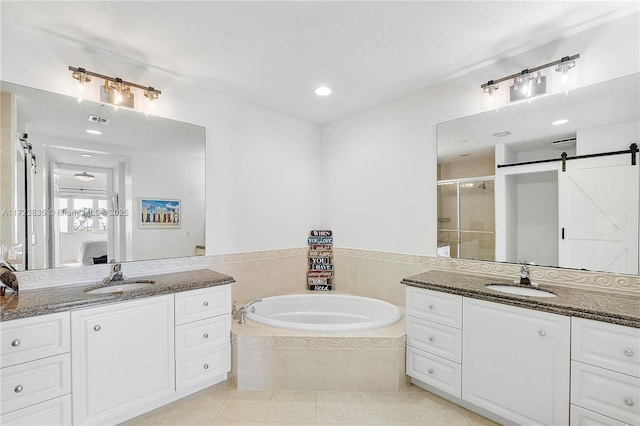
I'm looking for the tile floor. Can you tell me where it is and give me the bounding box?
[120,381,498,426]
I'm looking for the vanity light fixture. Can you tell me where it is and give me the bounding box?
[481,54,580,101]
[69,66,162,108]
[71,67,91,93]
[74,171,96,182]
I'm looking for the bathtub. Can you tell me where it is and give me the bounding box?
[232,292,407,391]
[245,293,402,331]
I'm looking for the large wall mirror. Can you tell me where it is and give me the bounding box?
[437,73,639,275]
[0,82,206,271]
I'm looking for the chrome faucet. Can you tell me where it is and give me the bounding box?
[233,298,262,324]
[519,265,538,287]
[103,263,125,283]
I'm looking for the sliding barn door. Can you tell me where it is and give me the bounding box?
[558,156,639,274]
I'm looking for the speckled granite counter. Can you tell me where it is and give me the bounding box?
[402,270,639,328]
[0,268,235,321]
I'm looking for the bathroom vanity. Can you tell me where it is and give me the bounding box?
[0,269,234,425]
[403,270,640,426]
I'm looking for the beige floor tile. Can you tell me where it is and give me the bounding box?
[317,391,363,403]
[361,392,409,404]
[265,400,317,423]
[225,390,274,401]
[159,418,213,426]
[364,402,417,425]
[272,390,317,402]
[212,422,263,426]
[215,399,270,422]
[119,405,173,425]
[316,401,367,424]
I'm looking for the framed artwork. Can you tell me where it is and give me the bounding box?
[139,198,181,228]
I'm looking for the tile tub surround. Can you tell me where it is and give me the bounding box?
[231,311,407,392]
[402,269,640,328]
[0,269,235,321]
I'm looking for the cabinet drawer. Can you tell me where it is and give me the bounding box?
[0,353,71,415]
[176,342,230,391]
[1,394,72,426]
[0,312,70,368]
[175,285,230,325]
[572,317,640,378]
[571,361,640,426]
[406,316,461,363]
[406,286,462,329]
[175,315,230,358]
[406,346,461,397]
[570,404,631,426]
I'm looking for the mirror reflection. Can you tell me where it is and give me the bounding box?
[437,73,639,275]
[0,82,206,271]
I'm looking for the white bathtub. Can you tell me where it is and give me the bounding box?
[245,293,401,331]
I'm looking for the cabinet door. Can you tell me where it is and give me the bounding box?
[462,298,570,425]
[71,295,174,425]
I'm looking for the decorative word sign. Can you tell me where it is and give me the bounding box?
[307,230,333,291]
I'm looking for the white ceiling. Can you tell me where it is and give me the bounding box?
[3,1,638,124]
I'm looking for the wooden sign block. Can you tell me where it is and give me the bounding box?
[308,277,328,286]
[311,244,332,251]
[308,250,332,258]
[310,264,333,271]
[308,270,333,279]
[310,230,332,236]
[308,257,330,265]
[309,284,333,291]
[307,236,333,245]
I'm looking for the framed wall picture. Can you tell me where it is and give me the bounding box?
[139,198,181,228]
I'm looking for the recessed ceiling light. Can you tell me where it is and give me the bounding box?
[315,86,332,96]
[86,129,102,135]
[552,119,569,126]
[81,153,93,158]
[492,131,511,137]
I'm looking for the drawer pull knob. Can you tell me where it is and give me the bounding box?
[94,325,101,332]
[203,301,209,307]
[203,333,209,339]
[427,368,434,374]
[623,348,634,357]
[624,398,634,407]
[428,336,435,342]
[203,364,209,370]
[14,385,23,393]
[11,339,20,347]
[538,330,546,337]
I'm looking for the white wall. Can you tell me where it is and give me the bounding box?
[321,13,639,255]
[0,19,322,256]
[577,120,640,156]
[1,11,637,260]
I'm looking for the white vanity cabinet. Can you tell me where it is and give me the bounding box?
[462,297,571,425]
[570,318,640,426]
[0,312,72,425]
[71,295,175,425]
[405,287,463,397]
[174,285,231,391]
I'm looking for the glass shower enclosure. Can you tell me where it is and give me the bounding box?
[437,178,495,261]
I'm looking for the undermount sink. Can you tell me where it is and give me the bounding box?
[85,280,156,295]
[485,284,556,298]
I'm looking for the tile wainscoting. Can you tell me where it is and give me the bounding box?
[14,248,638,302]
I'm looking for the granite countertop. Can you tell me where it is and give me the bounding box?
[402,270,640,328]
[0,269,235,321]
